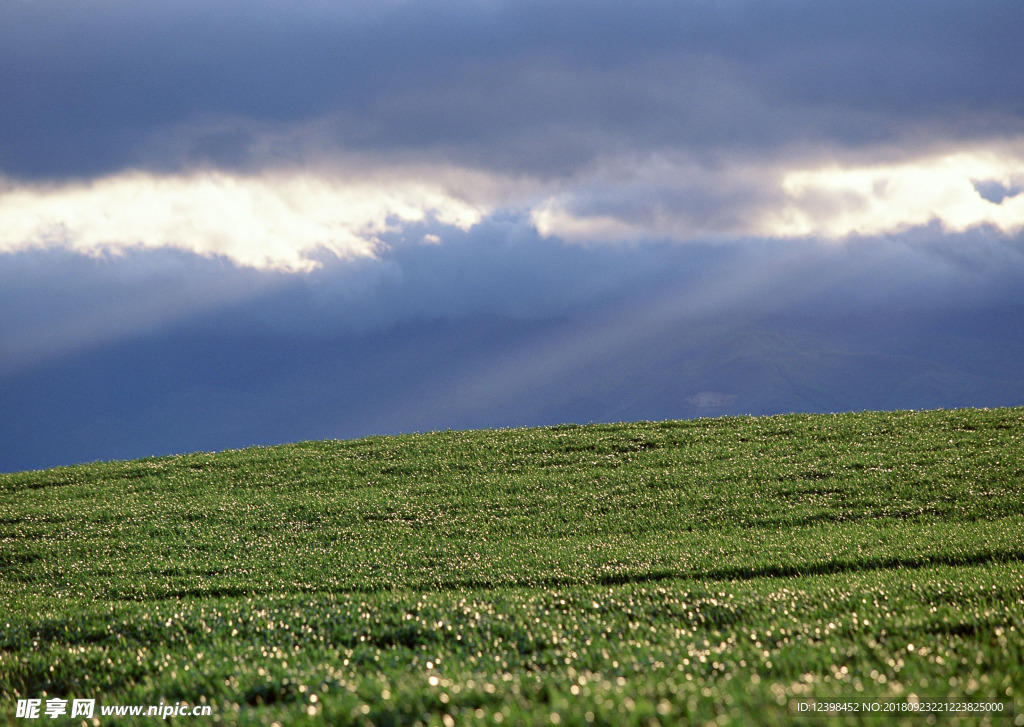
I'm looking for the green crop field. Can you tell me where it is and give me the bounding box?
[2,408,1023,725]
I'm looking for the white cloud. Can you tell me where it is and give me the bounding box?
[3,142,1023,273]
[764,145,1024,238]
[529,141,1024,244]
[0,168,489,272]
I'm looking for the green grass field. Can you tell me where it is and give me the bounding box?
[2,408,1023,725]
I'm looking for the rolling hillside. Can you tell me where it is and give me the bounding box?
[2,408,1023,725]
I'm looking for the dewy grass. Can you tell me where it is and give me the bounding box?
[1,407,1022,725]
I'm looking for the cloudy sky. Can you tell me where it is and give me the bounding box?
[2,0,1023,472]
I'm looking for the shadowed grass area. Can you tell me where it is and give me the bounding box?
[1,407,1022,725]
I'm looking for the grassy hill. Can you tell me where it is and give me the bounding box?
[2,408,1023,725]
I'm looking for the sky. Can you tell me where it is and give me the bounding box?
[2,0,1023,472]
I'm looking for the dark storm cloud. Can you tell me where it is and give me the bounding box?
[3,0,1024,473]
[2,0,1022,180]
